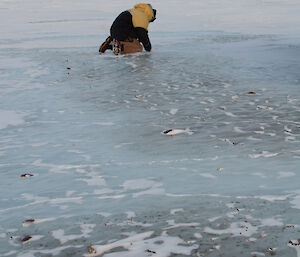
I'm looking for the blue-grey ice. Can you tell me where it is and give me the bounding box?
[1,0,300,256]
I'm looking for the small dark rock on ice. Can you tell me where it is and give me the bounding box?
[87,245,97,254]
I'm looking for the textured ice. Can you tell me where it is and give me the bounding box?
[88,231,198,257]
[122,178,160,190]
[51,224,96,244]
[204,222,257,237]
[0,110,26,130]
[259,217,284,227]
[1,0,300,256]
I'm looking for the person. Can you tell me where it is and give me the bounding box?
[99,3,156,55]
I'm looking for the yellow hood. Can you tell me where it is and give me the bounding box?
[133,3,155,21]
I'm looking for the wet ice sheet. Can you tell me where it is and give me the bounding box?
[1,0,300,256]
[0,110,26,130]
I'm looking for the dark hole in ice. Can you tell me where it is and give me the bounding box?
[20,173,34,178]
[163,129,173,134]
[21,235,32,242]
[23,219,35,223]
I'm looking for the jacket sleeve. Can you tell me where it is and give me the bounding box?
[135,27,151,52]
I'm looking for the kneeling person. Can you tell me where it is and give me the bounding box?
[99,3,156,55]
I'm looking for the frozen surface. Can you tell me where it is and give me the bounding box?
[1,0,300,256]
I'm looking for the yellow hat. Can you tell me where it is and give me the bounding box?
[133,3,155,21]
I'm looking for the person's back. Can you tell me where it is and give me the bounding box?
[99,3,156,55]
[110,11,136,41]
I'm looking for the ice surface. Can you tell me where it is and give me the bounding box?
[0,110,26,130]
[1,0,300,256]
